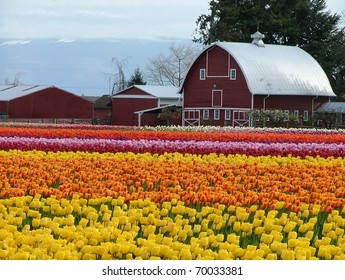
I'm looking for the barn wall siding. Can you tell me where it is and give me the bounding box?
[112,98,158,126]
[0,101,9,115]
[8,88,93,119]
[184,47,252,109]
[253,95,329,114]
[207,46,230,77]
[93,109,111,119]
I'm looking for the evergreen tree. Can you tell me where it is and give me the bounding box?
[193,0,345,97]
[127,67,146,87]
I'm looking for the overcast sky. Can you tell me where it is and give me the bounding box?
[0,0,344,95]
[0,0,210,41]
[0,0,343,42]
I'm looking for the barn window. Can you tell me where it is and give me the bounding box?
[230,69,237,80]
[225,110,231,120]
[202,109,209,120]
[214,109,220,120]
[284,110,289,121]
[294,110,299,118]
[303,110,308,121]
[200,69,206,80]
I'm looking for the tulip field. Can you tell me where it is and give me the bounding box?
[0,123,345,260]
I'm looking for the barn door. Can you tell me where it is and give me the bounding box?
[183,109,200,126]
[232,110,250,127]
[212,90,223,107]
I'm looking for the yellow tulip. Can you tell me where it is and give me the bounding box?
[275,201,285,210]
[266,253,277,260]
[254,226,264,235]
[179,248,192,260]
[281,249,295,260]
[298,224,307,234]
[283,222,296,233]
[335,228,344,237]
[263,219,274,232]
[302,210,309,219]
[227,233,239,244]
[288,231,297,240]
[252,218,262,228]
[216,234,224,242]
[218,249,233,260]
[322,223,332,235]
[318,245,331,259]
[233,221,241,232]
[200,237,209,247]
[260,233,273,245]
[241,222,253,233]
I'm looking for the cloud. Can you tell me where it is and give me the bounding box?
[0,40,32,46]
[55,39,75,43]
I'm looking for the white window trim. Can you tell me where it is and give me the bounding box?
[202,109,209,120]
[294,110,299,118]
[200,69,206,80]
[230,69,237,80]
[214,109,220,120]
[225,109,231,120]
[303,110,309,121]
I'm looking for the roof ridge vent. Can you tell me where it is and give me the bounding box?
[251,31,265,47]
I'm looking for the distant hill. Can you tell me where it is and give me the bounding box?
[0,39,186,96]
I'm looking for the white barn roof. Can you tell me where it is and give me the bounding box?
[113,85,180,99]
[215,41,335,97]
[0,85,52,101]
[316,102,345,113]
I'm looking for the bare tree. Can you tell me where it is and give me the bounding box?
[102,58,129,95]
[5,72,24,86]
[146,43,200,87]
[111,57,128,94]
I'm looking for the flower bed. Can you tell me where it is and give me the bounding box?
[0,124,344,260]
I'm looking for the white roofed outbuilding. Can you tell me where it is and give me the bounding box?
[111,85,181,126]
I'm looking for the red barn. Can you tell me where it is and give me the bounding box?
[111,85,181,126]
[180,32,336,126]
[82,95,112,124]
[0,85,94,120]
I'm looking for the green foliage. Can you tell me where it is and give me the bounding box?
[127,67,146,87]
[248,109,301,127]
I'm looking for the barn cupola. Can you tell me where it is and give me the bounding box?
[251,31,265,47]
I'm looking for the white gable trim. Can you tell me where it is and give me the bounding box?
[112,95,157,99]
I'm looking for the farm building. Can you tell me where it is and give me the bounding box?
[111,85,181,126]
[180,31,336,126]
[0,85,94,120]
[82,95,112,124]
[315,102,345,128]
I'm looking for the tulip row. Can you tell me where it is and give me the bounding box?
[1,126,345,144]
[1,136,345,157]
[1,150,344,213]
[3,122,345,135]
[0,195,344,260]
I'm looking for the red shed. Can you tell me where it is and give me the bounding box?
[82,95,112,124]
[111,85,181,126]
[0,85,94,120]
[180,32,336,126]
